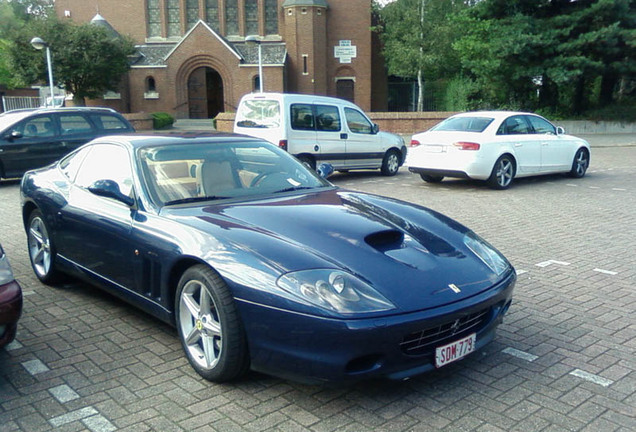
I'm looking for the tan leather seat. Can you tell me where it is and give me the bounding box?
[197,159,241,196]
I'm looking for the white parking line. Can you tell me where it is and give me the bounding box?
[593,268,618,275]
[569,369,613,387]
[536,260,571,268]
[49,407,99,427]
[21,359,49,375]
[516,269,527,275]
[49,385,80,403]
[503,347,538,362]
[612,188,626,191]
[83,414,117,432]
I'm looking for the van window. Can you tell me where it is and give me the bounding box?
[344,108,373,134]
[315,105,341,132]
[291,104,314,130]
[236,99,280,128]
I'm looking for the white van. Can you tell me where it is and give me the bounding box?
[234,93,406,176]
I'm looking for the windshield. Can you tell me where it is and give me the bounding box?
[431,116,494,133]
[235,99,281,128]
[0,111,34,133]
[139,140,329,206]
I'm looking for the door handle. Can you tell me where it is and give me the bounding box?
[340,133,348,140]
[541,142,549,146]
[514,143,522,147]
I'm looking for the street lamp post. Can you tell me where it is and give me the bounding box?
[245,35,263,93]
[30,37,55,106]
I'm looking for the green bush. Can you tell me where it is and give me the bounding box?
[152,112,175,129]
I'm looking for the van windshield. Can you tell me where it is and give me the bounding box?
[236,99,280,129]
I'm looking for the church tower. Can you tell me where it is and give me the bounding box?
[282,0,329,95]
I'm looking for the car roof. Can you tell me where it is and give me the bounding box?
[239,92,361,109]
[450,111,541,120]
[90,132,267,150]
[0,106,120,116]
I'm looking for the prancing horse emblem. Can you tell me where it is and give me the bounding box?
[449,283,461,293]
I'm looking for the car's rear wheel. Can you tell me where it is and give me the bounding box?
[27,210,63,284]
[420,174,444,183]
[175,265,249,382]
[297,155,316,170]
[381,150,400,176]
[569,148,589,178]
[488,155,515,189]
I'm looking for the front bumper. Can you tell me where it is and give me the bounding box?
[237,271,515,384]
[0,280,23,348]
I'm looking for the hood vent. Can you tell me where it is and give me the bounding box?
[365,230,404,252]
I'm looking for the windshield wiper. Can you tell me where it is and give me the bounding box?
[164,196,229,206]
[273,186,316,194]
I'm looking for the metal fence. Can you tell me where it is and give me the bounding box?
[1,96,42,112]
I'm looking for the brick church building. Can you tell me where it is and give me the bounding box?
[54,0,388,119]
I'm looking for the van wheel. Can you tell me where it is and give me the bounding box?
[298,155,316,170]
[381,150,400,176]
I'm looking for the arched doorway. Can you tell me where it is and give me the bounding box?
[187,67,224,119]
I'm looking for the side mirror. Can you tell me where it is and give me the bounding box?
[4,130,23,141]
[316,163,334,178]
[372,123,380,134]
[88,179,135,206]
[556,126,565,135]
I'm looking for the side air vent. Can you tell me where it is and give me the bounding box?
[365,230,404,251]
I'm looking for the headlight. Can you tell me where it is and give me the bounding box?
[0,245,16,286]
[277,269,396,314]
[464,232,510,276]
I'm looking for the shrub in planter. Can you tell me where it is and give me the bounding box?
[152,112,175,129]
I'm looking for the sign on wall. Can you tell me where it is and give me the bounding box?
[334,40,357,64]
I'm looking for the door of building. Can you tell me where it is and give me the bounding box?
[187,67,224,119]
[336,79,355,103]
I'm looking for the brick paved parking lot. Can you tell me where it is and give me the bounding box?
[1,143,634,431]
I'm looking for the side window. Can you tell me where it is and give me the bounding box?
[315,105,341,132]
[74,144,133,197]
[498,116,531,135]
[59,114,94,136]
[344,108,373,134]
[291,104,315,130]
[59,146,93,182]
[90,114,130,131]
[17,115,56,138]
[526,116,556,134]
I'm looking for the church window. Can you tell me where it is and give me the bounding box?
[186,0,200,30]
[225,0,239,35]
[167,0,181,37]
[245,0,258,35]
[147,0,161,38]
[265,0,278,35]
[205,0,219,30]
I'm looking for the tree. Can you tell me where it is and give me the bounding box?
[376,0,468,111]
[6,17,135,105]
[453,0,636,115]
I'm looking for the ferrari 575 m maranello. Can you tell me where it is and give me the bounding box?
[21,133,515,383]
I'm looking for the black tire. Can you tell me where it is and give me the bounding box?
[420,174,444,183]
[569,148,589,178]
[487,155,515,190]
[175,265,249,382]
[381,149,400,176]
[27,209,64,285]
[297,155,316,170]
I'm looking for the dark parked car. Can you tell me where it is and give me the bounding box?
[0,107,134,179]
[21,134,515,383]
[0,243,22,348]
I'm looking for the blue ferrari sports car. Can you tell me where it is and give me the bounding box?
[21,133,515,383]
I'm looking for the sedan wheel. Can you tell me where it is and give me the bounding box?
[569,148,589,178]
[381,150,400,176]
[488,155,515,189]
[176,265,248,382]
[27,210,62,284]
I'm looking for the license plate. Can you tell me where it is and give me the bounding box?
[424,145,444,153]
[435,333,476,368]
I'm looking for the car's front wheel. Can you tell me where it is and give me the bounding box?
[569,148,589,178]
[488,155,515,189]
[381,150,400,176]
[27,210,63,284]
[175,265,249,382]
[420,174,444,183]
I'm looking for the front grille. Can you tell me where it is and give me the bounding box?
[400,308,491,356]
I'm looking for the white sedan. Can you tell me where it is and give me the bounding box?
[405,111,591,189]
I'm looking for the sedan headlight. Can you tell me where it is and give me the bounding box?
[277,269,396,314]
[464,232,510,276]
[0,244,16,285]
